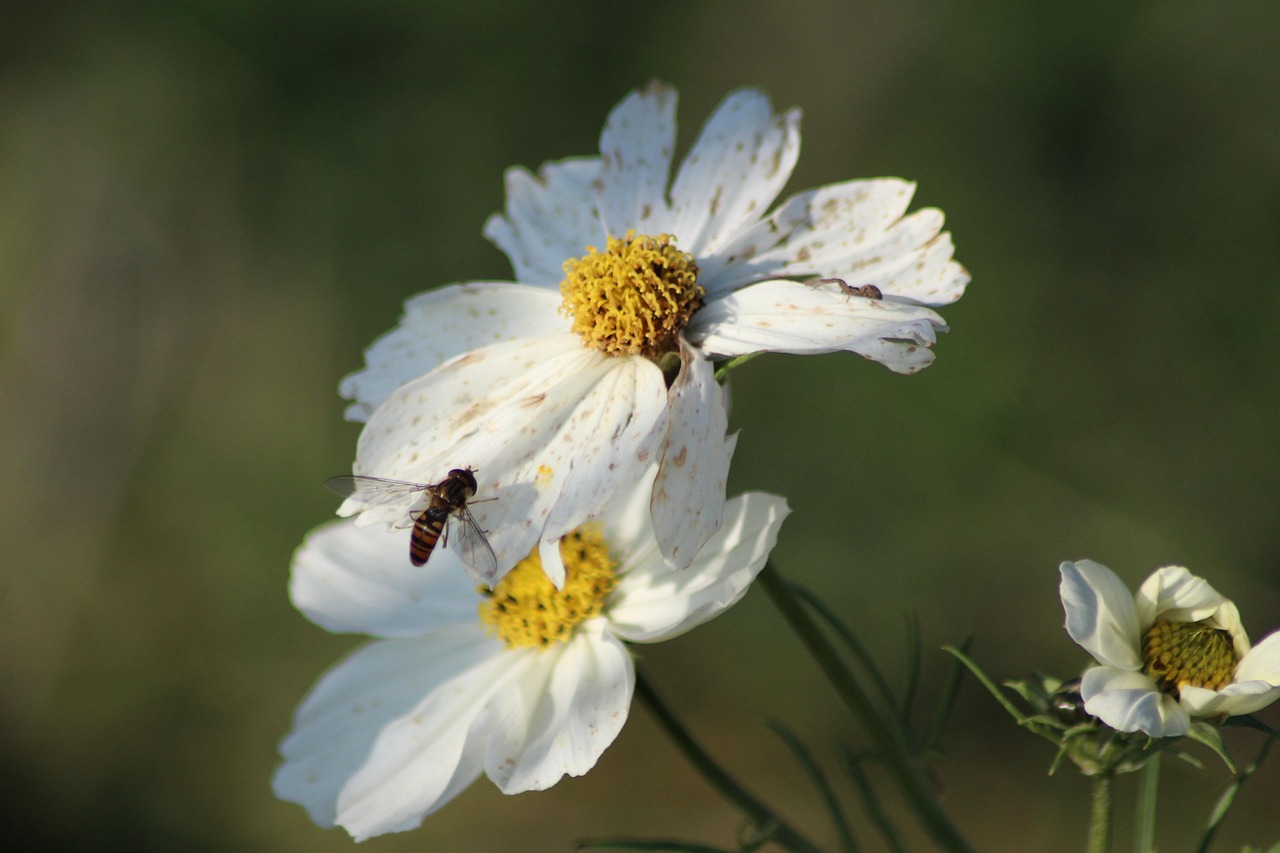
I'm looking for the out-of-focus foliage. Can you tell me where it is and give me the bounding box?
[2,1,1278,851]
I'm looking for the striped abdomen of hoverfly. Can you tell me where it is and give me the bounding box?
[408,468,478,567]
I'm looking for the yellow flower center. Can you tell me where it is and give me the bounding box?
[1141,619,1238,694]
[478,526,618,649]
[559,230,703,358]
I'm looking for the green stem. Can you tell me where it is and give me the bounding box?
[757,562,976,853]
[1087,772,1113,853]
[1134,753,1159,853]
[634,670,825,853]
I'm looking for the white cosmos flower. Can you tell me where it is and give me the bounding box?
[273,471,789,841]
[1060,559,1280,738]
[339,81,967,582]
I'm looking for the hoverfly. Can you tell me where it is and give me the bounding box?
[325,467,498,577]
[805,277,883,300]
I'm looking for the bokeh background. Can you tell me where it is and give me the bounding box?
[4,1,1279,850]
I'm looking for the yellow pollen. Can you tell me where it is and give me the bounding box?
[560,230,703,358]
[478,526,618,649]
[1142,619,1238,695]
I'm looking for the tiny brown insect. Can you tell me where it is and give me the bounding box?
[806,277,883,300]
[326,467,498,577]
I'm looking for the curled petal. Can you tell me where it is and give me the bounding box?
[690,279,943,375]
[1081,666,1189,737]
[610,492,789,642]
[1060,560,1143,670]
[649,338,736,568]
[1135,566,1228,628]
[485,623,633,793]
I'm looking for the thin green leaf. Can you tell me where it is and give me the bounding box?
[901,613,922,730]
[838,743,907,853]
[1185,722,1237,774]
[576,838,742,852]
[792,584,900,715]
[925,635,973,751]
[713,351,761,381]
[767,721,859,853]
[1194,727,1279,853]
[942,645,1026,722]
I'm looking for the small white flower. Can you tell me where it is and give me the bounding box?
[340,82,967,582]
[273,471,789,841]
[1060,559,1280,737]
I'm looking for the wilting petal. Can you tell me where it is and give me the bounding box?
[1081,666,1189,737]
[649,338,736,568]
[610,492,789,642]
[1060,560,1143,671]
[1135,566,1229,631]
[668,89,800,257]
[485,623,633,793]
[272,629,503,835]
[596,82,677,238]
[690,279,943,375]
[290,520,479,638]
[340,284,567,422]
[484,157,605,284]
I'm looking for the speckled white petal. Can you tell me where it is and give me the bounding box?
[610,493,789,643]
[700,179,967,308]
[350,339,669,582]
[272,628,503,835]
[668,89,800,257]
[1060,560,1143,670]
[1081,666,1189,737]
[1135,566,1230,631]
[290,519,480,638]
[483,156,604,284]
[340,284,567,422]
[648,338,735,567]
[690,279,943,375]
[596,82,678,238]
[485,622,633,793]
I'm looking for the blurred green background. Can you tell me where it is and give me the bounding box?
[3,1,1279,850]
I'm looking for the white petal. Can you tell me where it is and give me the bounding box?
[1081,666,1189,737]
[668,89,801,256]
[596,464,662,557]
[596,82,678,238]
[538,536,566,590]
[610,492,789,642]
[290,519,480,638]
[1059,560,1143,670]
[1180,681,1280,718]
[649,339,736,568]
[1135,566,1229,629]
[483,157,604,284]
[485,622,633,793]
[690,279,944,375]
[340,284,567,422]
[1236,631,1280,684]
[352,337,669,583]
[272,629,504,836]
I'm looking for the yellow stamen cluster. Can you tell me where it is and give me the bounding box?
[1142,618,1238,694]
[478,526,618,649]
[560,230,703,358]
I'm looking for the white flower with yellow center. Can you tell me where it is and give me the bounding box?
[272,473,789,840]
[340,82,967,582]
[1060,560,1280,738]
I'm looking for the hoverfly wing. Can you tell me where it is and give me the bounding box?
[445,504,499,580]
[325,475,428,505]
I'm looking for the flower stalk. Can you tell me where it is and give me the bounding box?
[635,671,824,853]
[1087,772,1114,853]
[758,562,975,853]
